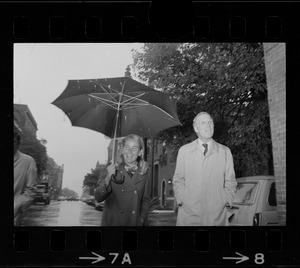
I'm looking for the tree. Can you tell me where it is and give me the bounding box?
[61,187,79,198]
[131,43,273,177]
[19,130,48,177]
[82,164,108,195]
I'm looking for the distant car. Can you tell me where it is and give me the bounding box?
[66,197,79,201]
[33,183,50,205]
[227,176,279,226]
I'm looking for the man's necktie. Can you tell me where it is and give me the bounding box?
[202,143,208,156]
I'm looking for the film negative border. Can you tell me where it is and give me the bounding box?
[11,227,289,266]
[1,1,300,267]
[1,2,291,42]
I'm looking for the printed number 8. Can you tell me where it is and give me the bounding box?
[254,253,265,265]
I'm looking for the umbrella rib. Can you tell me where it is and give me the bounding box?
[121,104,149,110]
[149,104,180,123]
[98,84,118,103]
[122,92,146,102]
[88,94,119,109]
[96,81,120,94]
[121,93,148,109]
[91,80,120,103]
[121,92,146,103]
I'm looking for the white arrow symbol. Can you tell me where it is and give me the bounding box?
[79,252,105,264]
[223,252,249,264]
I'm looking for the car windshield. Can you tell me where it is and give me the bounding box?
[233,182,258,205]
[37,185,46,193]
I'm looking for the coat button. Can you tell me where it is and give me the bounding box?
[132,211,135,214]
[120,210,124,213]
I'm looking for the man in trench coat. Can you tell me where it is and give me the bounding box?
[14,128,37,226]
[173,112,237,226]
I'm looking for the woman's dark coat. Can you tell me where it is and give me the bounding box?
[94,165,150,226]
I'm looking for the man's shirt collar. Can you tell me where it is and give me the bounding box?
[197,138,212,152]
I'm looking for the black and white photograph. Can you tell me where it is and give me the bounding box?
[13,42,286,227]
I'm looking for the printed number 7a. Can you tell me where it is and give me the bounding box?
[109,253,132,265]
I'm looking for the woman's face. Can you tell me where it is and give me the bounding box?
[122,139,142,165]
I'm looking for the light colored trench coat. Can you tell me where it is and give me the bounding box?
[173,139,237,226]
[95,165,150,226]
[14,151,37,226]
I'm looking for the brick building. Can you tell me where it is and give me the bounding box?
[14,103,64,200]
[14,104,38,136]
[263,43,286,225]
[46,161,64,200]
[145,139,176,210]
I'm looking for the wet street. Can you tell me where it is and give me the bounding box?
[20,200,177,227]
[147,210,177,226]
[21,200,102,226]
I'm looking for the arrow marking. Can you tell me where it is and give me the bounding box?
[223,252,249,264]
[79,252,105,264]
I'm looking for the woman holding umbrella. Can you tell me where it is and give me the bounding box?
[95,134,150,226]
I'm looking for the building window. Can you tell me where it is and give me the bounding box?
[153,164,159,198]
[147,139,151,158]
[268,182,277,207]
[154,139,158,156]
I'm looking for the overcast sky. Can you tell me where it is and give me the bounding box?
[14,43,144,196]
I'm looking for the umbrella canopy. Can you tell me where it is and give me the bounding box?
[51,77,181,161]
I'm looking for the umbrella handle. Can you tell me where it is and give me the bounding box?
[111,174,125,184]
[111,138,116,165]
[111,79,126,164]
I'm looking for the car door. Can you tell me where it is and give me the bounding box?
[228,181,261,226]
[259,181,280,226]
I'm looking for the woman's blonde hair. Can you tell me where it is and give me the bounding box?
[116,134,148,175]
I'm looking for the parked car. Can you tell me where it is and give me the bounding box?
[33,182,50,205]
[227,176,279,226]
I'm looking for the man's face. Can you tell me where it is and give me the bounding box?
[193,113,214,142]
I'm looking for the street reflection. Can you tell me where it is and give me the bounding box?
[20,200,177,226]
[21,201,102,227]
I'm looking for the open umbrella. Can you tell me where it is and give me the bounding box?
[51,76,181,163]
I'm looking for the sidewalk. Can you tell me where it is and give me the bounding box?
[147,209,177,226]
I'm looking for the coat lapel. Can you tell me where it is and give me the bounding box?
[206,139,219,157]
[119,166,146,189]
[119,168,136,190]
[189,140,205,160]
[132,171,144,185]
[189,139,220,158]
